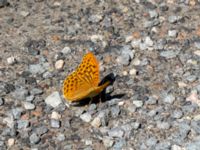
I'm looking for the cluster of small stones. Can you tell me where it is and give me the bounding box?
[0,0,200,149]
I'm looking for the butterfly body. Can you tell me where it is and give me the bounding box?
[63,52,110,102]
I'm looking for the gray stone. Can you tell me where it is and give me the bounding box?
[29,133,40,144]
[144,36,154,47]
[168,30,177,37]
[23,102,35,110]
[185,136,200,150]
[160,50,179,59]
[108,128,124,138]
[56,133,65,141]
[111,106,120,118]
[194,41,200,49]
[80,113,92,123]
[29,64,46,75]
[12,108,23,119]
[144,19,160,28]
[17,120,29,129]
[26,95,35,102]
[157,121,171,130]
[45,91,62,108]
[0,141,4,147]
[35,126,48,136]
[61,46,71,54]
[163,94,175,104]
[185,75,197,82]
[146,97,157,105]
[102,136,114,148]
[12,88,28,100]
[51,119,61,128]
[43,71,53,78]
[30,88,43,95]
[133,100,143,108]
[155,141,171,150]
[146,137,158,147]
[88,104,97,111]
[0,0,8,7]
[88,14,103,23]
[168,16,182,23]
[171,109,183,119]
[149,10,158,18]
[0,97,4,105]
[113,139,126,149]
[191,120,200,134]
[131,39,141,48]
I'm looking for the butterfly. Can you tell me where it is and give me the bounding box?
[62,52,111,103]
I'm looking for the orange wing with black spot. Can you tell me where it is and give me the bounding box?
[62,52,100,102]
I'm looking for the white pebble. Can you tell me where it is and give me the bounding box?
[51,111,61,119]
[55,60,64,70]
[7,138,15,147]
[80,113,92,123]
[61,46,71,54]
[194,50,200,56]
[91,117,101,128]
[7,56,16,65]
[129,68,137,75]
[23,102,35,110]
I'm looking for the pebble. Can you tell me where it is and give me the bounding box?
[144,36,154,47]
[0,0,8,7]
[149,10,158,18]
[80,113,92,123]
[146,137,158,147]
[131,39,141,48]
[194,41,200,49]
[171,109,183,119]
[191,120,200,134]
[29,64,46,75]
[12,88,29,100]
[45,91,62,108]
[29,133,40,144]
[155,141,171,150]
[129,68,137,75]
[110,106,120,118]
[117,52,131,66]
[194,50,200,56]
[56,133,65,141]
[88,14,103,23]
[17,120,29,129]
[157,121,171,130]
[108,128,124,138]
[113,139,126,149]
[146,96,157,105]
[88,104,97,111]
[51,119,61,128]
[23,102,35,110]
[102,137,114,148]
[35,126,48,136]
[168,30,177,37]
[7,56,16,65]
[12,107,23,119]
[51,111,61,119]
[168,15,182,23]
[7,138,15,147]
[26,95,35,102]
[0,97,4,105]
[30,88,43,95]
[55,59,65,70]
[20,11,30,17]
[185,136,200,150]
[160,50,179,59]
[91,116,101,128]
[163,94,175,104]
[132,100,143,108]
[61,46,71,54]
[171,145,183,150]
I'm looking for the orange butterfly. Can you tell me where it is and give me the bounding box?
[63,52,110,103]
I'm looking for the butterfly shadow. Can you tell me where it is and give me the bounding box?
[72,73,125,107]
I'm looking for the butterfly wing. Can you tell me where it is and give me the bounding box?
[63,52,100,102]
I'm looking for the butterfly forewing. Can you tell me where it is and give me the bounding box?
[63,52,100,102]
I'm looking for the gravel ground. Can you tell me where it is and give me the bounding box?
[0,0,200,150]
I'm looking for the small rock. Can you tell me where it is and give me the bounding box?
[51,111,61,119]
[131,39,141,48]
[57,133,65,141]
[51,119,61,128]
[29,133,40,144]
[26,95,35,102]
[149,10,158,18]
[155,141,171,150]
[35,126,48,136]
[30,88,43,95]
[191,120,200,134]
[85,139,92,145]
[157,121,171,129]
[88,104,97,111]
[168,15,182,23]
[146,96,157,105]
[102,137,114,148]
[29,64,46,75]
[172,109,183,119]
[113,139,126,149]
[129,68,137,75]
[12,108,23,119]
[160,50,179,59]
[163,94,175,104]
[90,35,103,43]
[45,91,62,108]
[171,145,183,150]
[110,106,120,118]
[80,113,92,123]
[144,36,154,47]
[132,100,143,108]
[55,60,64,70]
[0,0,8,7]
[88,14,103,23]
[168,30,177,37]
[91,117,101,128]
[61,46,71,54]
[194,41,200,49]
[23,102,35,110]
[194,50,200,56]
[17,120,29,129]
[7,56,16,65]
[146,137,158,147]
[7,138,15,147]
[20,11,30,17]
[12,88,29,100]
[108,128,124,138]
